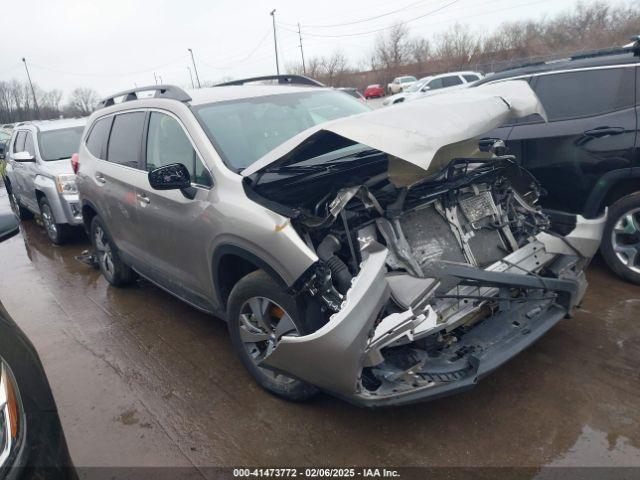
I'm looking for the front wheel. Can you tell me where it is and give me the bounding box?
[8,189,33,220]
[39,196,72,245]
[601,193,640,285]
[227,270,319,402]
[90,216,137,287]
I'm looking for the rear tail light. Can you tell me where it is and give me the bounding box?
[71,153,79,174]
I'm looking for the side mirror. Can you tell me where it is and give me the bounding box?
[148,163,191,191]
[0,213,20,243]
[13,151,35,162]
[421,86,431,92]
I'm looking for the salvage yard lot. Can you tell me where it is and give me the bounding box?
[0,183,638,471]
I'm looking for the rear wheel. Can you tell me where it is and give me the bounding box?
[8,189,33,220]
[38,196,72,245]
[227,270,319,401]
[90,216,137,287]
[601,193,640,285]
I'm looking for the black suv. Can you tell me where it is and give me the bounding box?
[478,39,640,284]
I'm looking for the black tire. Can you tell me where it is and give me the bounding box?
[600,192,640,285]
[90,215,137,287]
[227,270,319,402]
[38,196,72,245]
[8,188,33,220]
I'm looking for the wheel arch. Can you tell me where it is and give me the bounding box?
[583,168,640,218]
[211,244,289,312]
[81,199,100,235]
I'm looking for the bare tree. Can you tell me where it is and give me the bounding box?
[434,24,480,70]
[65,87,99,116]
[407,37,431,67]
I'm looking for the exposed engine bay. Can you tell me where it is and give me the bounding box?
[239,82,606,406]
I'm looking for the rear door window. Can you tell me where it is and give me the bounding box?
[146,112,212,187]
[106,112,145,168]
[463,74,480,82]
[533,67,636,121]
[85,117,112,159]
[13,131,26,153]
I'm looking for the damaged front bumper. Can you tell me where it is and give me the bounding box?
[260,212,605,407]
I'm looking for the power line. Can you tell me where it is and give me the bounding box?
[278,0,461,38]
[281,0,554,39]
[200,30,272,70]
[285,0,435,29]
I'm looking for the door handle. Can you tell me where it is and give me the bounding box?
[95,173,106,184]
[136,193,150,205]
[583,127,625,138]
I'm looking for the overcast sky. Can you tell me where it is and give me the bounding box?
[0,0,631,98]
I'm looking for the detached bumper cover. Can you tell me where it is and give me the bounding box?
[348,289,581,407]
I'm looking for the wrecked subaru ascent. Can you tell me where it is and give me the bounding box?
[78,79,605,407]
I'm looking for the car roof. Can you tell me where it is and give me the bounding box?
[14,117,87,132]
[477,49,639,85]
[184,85,333,106]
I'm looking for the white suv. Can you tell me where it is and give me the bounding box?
[384,71,484,105]
[4,118,86,244]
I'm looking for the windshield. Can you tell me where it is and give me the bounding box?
[401,77,416,83]
[194,90,370,171]
[38,126,84,161]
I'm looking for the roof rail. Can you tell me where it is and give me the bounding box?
[216,75,325,87]
[98,85,192,108]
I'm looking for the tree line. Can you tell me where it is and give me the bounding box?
[0,82,99,124]
[287,1,640,90]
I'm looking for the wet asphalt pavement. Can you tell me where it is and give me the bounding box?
[0,183,639,475]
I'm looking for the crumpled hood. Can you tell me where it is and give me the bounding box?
[242,80,546,180]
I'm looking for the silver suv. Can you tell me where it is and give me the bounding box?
[4,118,86,244]
[77,77,605,407]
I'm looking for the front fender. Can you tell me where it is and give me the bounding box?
[259,245,390,395]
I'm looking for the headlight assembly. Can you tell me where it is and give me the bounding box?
[55,174,78,195]
[0,360,24,468]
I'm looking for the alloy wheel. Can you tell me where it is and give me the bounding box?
[94,225,115,281]
[41,203,58,241]
[611,207,640,275]
[238,297,299,385]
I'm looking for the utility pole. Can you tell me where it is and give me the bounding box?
[154,72,158,84]
[270,9,280,75]
[297,22,306,75]
[21,58,39,119]
[188,48,201,88]
[187,66,195,89]
[158,74,163,84]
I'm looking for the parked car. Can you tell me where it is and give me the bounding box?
[0,212,76,479]
[477,38,640,284]
[363,84,384,99]
[338,87,366,102]
[76,77,603,407]
[3,118,86,245]
[383,71,484,105]
[0,130,11,160]
[387,75,417,94]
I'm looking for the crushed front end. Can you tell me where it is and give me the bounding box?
[241,82,605,406]
[245,148,605,406]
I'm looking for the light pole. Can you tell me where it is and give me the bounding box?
[298,22,306,75]
[187,66,195,89]
[21,57,39,119]
[188,48,201,88]
[270,9,280,75]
